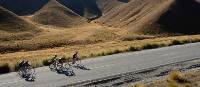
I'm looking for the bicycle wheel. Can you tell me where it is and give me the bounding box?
[26,67,36,81]
[49,63,56,71]
[17,69,23,78]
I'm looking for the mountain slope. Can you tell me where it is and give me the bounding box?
[0,7,39,32]
[96,0,200,34]
[0,6,40,41]
[57,0,128,19]
[0,0,49,15]
[96,0,128,15]
[57,0,101,19]
[32,0,86,28]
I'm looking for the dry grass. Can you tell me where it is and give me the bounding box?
[120,34,155,41]
[0,23,126,53]
[1,35,200,73]
[0,29,75,53]
[86,29,119,41]
[0,63,10,74]
[129,83,147,87]
[132,69,200,87]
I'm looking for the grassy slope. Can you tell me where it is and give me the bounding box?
[1,35,200,72]
[96,0,128,15]
[95,0,174,33]
[132,70,200,87]
[0,6,40,41]
[96,0,200,34]
[0,23,126,53]
[32,0,86,28]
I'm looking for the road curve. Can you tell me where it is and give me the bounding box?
[0,42,200,87]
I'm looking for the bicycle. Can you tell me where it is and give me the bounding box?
[49,59,60,71]
[49,58,76,76]
[16,64,36,81]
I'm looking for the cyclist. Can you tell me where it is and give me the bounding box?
[17,60,32,77]
[50,55,59,68]
[51,55,58,62]
[24,61,31,68]
[18,60,30,70]
[58,57,67,66]
[72,51,79,64]
[18,60,26,69]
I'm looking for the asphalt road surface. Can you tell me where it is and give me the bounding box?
[0,42,200,87]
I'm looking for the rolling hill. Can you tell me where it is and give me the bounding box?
[96,0,200,34]
[0,6,39,32]
[0,0,200,34]
[0,6,40,41]
[32,0,86,28]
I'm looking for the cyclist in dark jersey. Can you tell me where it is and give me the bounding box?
[72,52,78,64]
[18,60,30,69]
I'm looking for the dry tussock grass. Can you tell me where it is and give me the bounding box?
[1,35,200,72]
[133,69,200,87]
[0,23,127,53]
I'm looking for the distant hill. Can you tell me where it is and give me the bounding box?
[96,0,200,34]
[0,6,40,41]
[0,6,39,32]
[32,0,86,28]
[1,0,200,34]
[0,0,49,15]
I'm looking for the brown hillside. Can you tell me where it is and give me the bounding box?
[32,0,86,28]
[0,7,40,41]
[96,0,200,34]
[57,0,128,20]
[96,0,128,15]
[0,7,38,32]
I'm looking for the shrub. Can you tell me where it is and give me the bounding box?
[113,49,122,54]
[0,63,10,74]
[105,51,114,55]
[101,52,106,56]
[142,43,160,49]
[182,39,191,43]
[90,53,95,57]
[42,59,51,66]
[129,46,140,51]
[169,70,189,83]
[120,35,153,41]
[172,40,183,45]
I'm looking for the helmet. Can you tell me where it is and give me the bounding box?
[55,55,57,57]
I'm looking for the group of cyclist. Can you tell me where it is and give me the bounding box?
[17,52,81,81]
[50,51,79,66]
[18,52,79,69]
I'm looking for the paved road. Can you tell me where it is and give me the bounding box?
[0,42,200,87]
